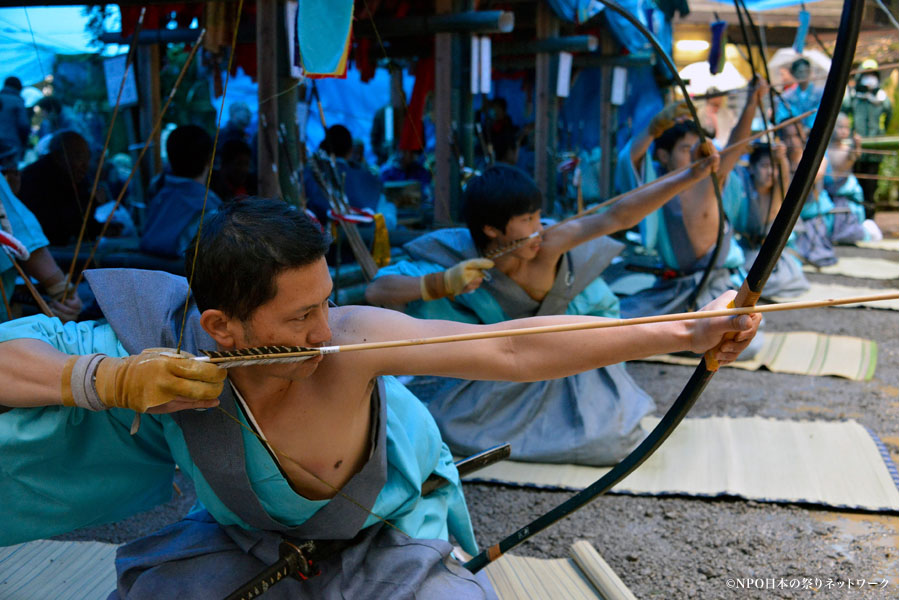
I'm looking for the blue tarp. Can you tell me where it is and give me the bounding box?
[0,7,122,86]
[215,65,413,165]
[706,0,823,9]
[546,0,606,23]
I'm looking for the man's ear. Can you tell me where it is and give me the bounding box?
[482,224,503,241]
[200,309,239,349]
[654,148,670,166]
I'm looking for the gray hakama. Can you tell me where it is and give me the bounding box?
[377,229,655,466]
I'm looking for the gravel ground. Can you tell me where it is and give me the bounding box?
[58,244,898,599]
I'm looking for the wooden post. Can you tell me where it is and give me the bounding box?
[458,24,474,169]
[149,44,161,174]
[389,66,406,150]
[257,0,280,198]
[598,35,615,200]
[434,0,455,224]
[276,0,300,206]
[136,46,153,185]
[534,3,559,212]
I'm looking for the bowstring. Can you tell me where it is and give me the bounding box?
[176,0,243,353]
[359,0,425,162]
[18,7,82,312]
[214,404,413,539]
[175,5,418,539]
[72,29,207,292]
[62,8,147,303]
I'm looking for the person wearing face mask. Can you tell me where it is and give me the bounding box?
[841,60,893,218]
[365,157,716,466]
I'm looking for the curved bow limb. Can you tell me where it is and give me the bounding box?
[464,0,865,574]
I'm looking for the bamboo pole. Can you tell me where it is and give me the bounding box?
[198,292,898,367]
[71,29,207,292]
[11,259,52,318]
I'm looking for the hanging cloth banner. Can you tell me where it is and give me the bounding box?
[708,20,728,75]
[793,9,811,54]
[471,36,492,94]
[296,0,354,79]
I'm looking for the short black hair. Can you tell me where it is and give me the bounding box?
[221,139,252,165]
[654,121,702,154]
[48,130,88,156]
[4,77,22,91]
[748,143,771,166]
[791,58,810,74]
[186,198,331,321]
[321,124,353,158]
[167,124,213,178]
[462,164,542,252]
[36,96,62,114]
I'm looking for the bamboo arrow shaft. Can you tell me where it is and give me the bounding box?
[200,292,898,366]
[72,29,207,292]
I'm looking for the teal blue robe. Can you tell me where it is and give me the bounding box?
[0,315,476,555]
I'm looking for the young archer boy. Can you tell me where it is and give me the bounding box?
[366,156,718,466]
[615,80,769,319]
[0,199,758,598]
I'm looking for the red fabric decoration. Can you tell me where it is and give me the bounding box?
[355,37,375,83]
[399,56,434,152]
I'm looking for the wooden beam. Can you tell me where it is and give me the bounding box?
[495,52,655,70]
[493,35,598,56]
[257,0,280,198]
[355,10,514,37]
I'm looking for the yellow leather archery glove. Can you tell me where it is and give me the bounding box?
[648,101,692,138]
[61,349,226,413]
[420,258,495,301]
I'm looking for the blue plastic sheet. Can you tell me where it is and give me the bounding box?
[706,0,823,9]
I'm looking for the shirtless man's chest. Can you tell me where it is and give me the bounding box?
[236,358,375,501]
[503,252,561,302]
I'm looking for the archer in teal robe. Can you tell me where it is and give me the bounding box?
[0,268,493,599]
[375,228,655,466]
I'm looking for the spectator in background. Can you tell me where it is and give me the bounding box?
[211,139,257,203]
[777,66,797,94]
[0,141,21,197]
[217,102,253,157]
[305,124,382,225]
[140,125,221,258]
[842,59,892,218]
[0,139,83,322]
[775,58,822,129]
[482,97,520,165]
[824,113,882,242]
[18,131,105,246]
[0,77,30,160]
[380,149,432,192]
[33,97,94,155]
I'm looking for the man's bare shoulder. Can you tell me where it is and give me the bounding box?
[328,304,409,345]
